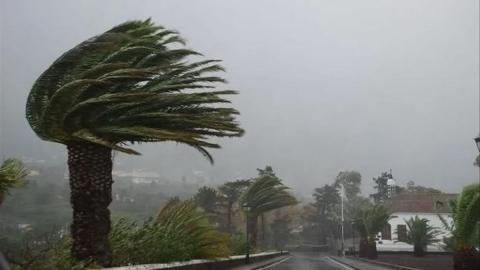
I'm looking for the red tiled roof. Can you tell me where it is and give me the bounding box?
[384,193,457,213]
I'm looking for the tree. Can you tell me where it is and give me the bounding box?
[218,179,251,233]
[404,181,442,194]
[354,205,391,259]
[25,19,243,265]
[370,171,392,204]
[404,216,440,257]
[240,169,297,250]
[194,186,220,222]
[0,159,28,206]
[334,171,361,200]
[311,184,340,244]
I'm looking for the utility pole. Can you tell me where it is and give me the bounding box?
[340,184,345,256]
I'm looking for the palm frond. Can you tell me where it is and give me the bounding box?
[26,19,243,161]
[0,159,28,194]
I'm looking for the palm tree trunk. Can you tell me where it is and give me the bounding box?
[68,143,113,266]
[413,244,425,257]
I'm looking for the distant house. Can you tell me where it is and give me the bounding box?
[378,193,457,251]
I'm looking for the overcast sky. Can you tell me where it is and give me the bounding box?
[1,0,479,196]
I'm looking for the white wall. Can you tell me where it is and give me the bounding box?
[385,212,452,241]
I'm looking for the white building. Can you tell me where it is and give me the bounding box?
[377,193,457,252]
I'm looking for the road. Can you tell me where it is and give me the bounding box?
[265,252,352,270]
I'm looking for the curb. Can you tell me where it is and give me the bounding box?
[348,256,422,270]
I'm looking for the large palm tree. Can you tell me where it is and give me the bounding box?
[25,19,243,265]
[240,171,297,250]
[0,158,28,206]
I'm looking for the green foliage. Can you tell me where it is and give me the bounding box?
[6,235,98,270]
[404,216,440,249]
[194,186,219,214]
[404,181,442,194]
[218,179,251,232]
[370,171,393,204]
[218,179,251,207]
[240,168,297,216]
[334,171,362,200]
[0,159,28,196]
[229,232,248,255]
[450,184,480,247]
[354,204,391,242]
[26,19,243,162]
[110,199,229,265]
[3,199,229,268]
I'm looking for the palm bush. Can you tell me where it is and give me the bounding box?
[404,216,440,257]
[110,199,229,265]
[441,184,480,270]
[240,171,297,250]
[25,19,243,265]
[0,158,28,206]
[354,205,391,259]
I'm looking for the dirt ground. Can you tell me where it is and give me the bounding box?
[376,253,453,270]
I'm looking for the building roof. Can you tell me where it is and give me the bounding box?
[384,193,458,213]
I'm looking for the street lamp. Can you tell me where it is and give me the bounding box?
[474,136,480,249]
[351,221,356,257]
[474,136,480,153]
[242,202,251,264]
[340,184,345,256]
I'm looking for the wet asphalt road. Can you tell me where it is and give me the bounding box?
[267,253,347,270]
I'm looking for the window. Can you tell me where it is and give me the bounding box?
[397,224,407,242]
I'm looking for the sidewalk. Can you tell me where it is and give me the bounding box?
[229,255,290,270]
[328,256,392,270]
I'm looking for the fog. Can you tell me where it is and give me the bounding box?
[1,0,479,195]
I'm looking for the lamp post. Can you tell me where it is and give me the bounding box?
[340,184,345,256]
[474,136,480,249]
[242,202,251,264]
[352,221,356,257]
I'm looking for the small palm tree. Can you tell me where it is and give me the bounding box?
[0,158,28,206]
[240,170,297,250]
[404,216,440,257]
[109,198,229,265]
[25,19,243,265]
[354,205,391,259]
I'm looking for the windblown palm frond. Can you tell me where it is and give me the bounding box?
[110,199,229,265]
[156,199,229,258]
[240,175,297,216]
[453,184,480,245]
[26,19,243,161]
[0,158,28,194]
